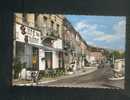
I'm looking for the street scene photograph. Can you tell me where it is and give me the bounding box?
[12,13,125,89]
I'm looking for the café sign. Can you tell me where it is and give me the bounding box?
[16,23,42,46]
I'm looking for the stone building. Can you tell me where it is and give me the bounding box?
[14,13,104,73]
[14,13,42,70]
[89,52,105,64]
[34,14,65,70]
[62,18,77,70]
[63,18,88,70]
[14,13,65,71]
[86,45,107,64]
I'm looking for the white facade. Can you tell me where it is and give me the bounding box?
[15,23,42,70]
[114,59,125,72]
[113,59,125,78]
[16,23,25,43]
[15,23,42,46]
[15,22,63,70]
[20,68,27,79]
[52,51,59,69]
[87,55,96,64]
[39,48,46,70]
[53,39,63,49]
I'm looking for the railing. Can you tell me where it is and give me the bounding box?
[46,28,59,38]
[39,26,60,40]
[15,15,60,40]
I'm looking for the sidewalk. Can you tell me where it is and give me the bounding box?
[39,67,98,84]
[102,79,124,89]
[108,76,124,81]
[13,67,97,86]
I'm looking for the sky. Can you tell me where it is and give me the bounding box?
[65,15,126,51]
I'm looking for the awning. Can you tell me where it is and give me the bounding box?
[27,43,65,52]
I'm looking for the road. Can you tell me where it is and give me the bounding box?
[39,64,124,89]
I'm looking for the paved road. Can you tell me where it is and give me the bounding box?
[39,64,124,89]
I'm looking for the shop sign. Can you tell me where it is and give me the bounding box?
[16,23,42,46]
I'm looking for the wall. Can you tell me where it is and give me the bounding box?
[15,13,23,23]
[26,14,35,27]
[53,39,63,49]
[16,42,32,68]
[25,44,32,68]
[39,48,46,70]
[52,51,59,69]
[16,42,25,63]
[88,56,96,64]
[114,59,125,71]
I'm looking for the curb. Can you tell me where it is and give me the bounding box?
[39,67,97,84]
[15,67,98,86]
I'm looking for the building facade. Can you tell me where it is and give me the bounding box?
[14,13,42,70]
[63,18,89,71]
[14,13,65,71]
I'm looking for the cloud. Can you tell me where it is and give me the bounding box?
[87,41,96,46]
[93,34,113,42]
[75,20,113,42]
[99,25,106,28]
[113,19,126,38]
[75,21,97,32]
[74,18,126,50]
[92,31,113,42]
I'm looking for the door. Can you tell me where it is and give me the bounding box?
[59,52,64,68]
[45,52,52,69]
[32,47,39,70]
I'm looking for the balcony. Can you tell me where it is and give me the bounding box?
[40,27,60,47]
[40,27,59,41]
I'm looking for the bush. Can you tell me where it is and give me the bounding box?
[56,68,65,76]
[13,57,26,79]
[42,68,65,78]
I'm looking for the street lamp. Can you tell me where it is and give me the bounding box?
[112,54,115,65]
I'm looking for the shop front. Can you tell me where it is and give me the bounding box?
[14,23,42,71]
[14,22,65,72]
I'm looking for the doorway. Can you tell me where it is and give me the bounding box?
[32,47,39,70]
[45,52,52,69]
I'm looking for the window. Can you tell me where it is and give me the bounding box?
[56,24,59,33]
[51,21,54,30]
[43,16,47,27]
[22,13,27,23]
[35,13,39,27]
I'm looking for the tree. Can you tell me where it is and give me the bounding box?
[13,57,26,79]
[110,51,125,59]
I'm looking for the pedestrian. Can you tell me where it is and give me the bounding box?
[31,71,36,83]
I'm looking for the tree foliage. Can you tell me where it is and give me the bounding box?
[13,57,26,79]
[110,51,125,59]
